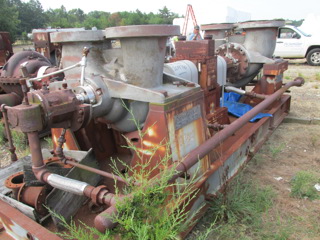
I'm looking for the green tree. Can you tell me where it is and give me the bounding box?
[68,8,85,27]
[120,10,147,25]
[108,12,122,27]
[158,6,178,24]
[15,0,46,34]
[147,13,163,24]
[0,0,20,40]
[45,6,71,28]
[83,11,110,29]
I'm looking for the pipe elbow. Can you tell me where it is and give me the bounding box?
[32,165,50,183]
[94,205,118,233]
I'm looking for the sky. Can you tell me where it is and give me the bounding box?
[38,0,320,22]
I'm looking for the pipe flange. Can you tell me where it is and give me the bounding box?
[91,185,109,206]
[44,157,73,168]
[17,183,48,215]
[216,43,250,83]
[5,171,24,198]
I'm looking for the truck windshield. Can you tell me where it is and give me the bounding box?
[295,27,311,37]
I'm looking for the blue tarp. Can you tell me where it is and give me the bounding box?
[221,92,272,122]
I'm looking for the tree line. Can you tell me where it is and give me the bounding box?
[0,0,180,41]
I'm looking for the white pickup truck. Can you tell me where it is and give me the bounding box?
[274,25,320,66]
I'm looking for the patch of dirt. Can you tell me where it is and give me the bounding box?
[249,123,320,239]
[12,44,34,53]
[284,63,320,119]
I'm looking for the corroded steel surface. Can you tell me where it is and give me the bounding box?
[4,171,24,198]
[33,32,61,64]
[17,183,48,215]
[52,128,80,151]
[0,200,62,240]
[216,43,249,83]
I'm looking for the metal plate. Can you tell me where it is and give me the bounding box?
[174,105,201,130]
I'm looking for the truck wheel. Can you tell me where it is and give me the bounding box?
[306,48,320,66]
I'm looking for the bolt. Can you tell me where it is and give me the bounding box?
[62,83,68,89]
[96,89,102,95]
[78,109,84,115]
[77,118,82,123]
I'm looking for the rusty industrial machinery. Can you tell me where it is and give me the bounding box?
[0,32,13,68]
[0,21,305,239]
[33,30,62,66]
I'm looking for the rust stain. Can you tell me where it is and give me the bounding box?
[0,212,13,232]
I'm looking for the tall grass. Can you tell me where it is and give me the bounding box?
[195,174,275,240]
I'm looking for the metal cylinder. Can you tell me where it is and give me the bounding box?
[164,60,198,83]
[47,174,89,195]
[0,93,22,108]
[27,132,44,168]
[225,86,246,95]
[104,25,180,88]
[94,205,118,232]
[5,171,24,198]
[217,56,227,86]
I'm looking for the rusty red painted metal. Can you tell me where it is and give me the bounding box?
[17,183,48,215]
[4,171,24,198]
[33,31,61,66]
[0,200,62,240]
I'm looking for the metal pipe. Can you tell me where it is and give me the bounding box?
[80,47,89,86]
[65,160,129,185]
[1,105,17,162]
[168,77,304,182]
[80,56,86,86]
[25,130,131,233]
[27,62,81,83]
[52,127,129,185]
[207,123,228,130]
[47,174,89,195]
[0,93,22,107]
[225,86,266,99]
[93,192,131,233]
[94,205,118,232]
[27,132,45,168]
[27,133,124,203]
